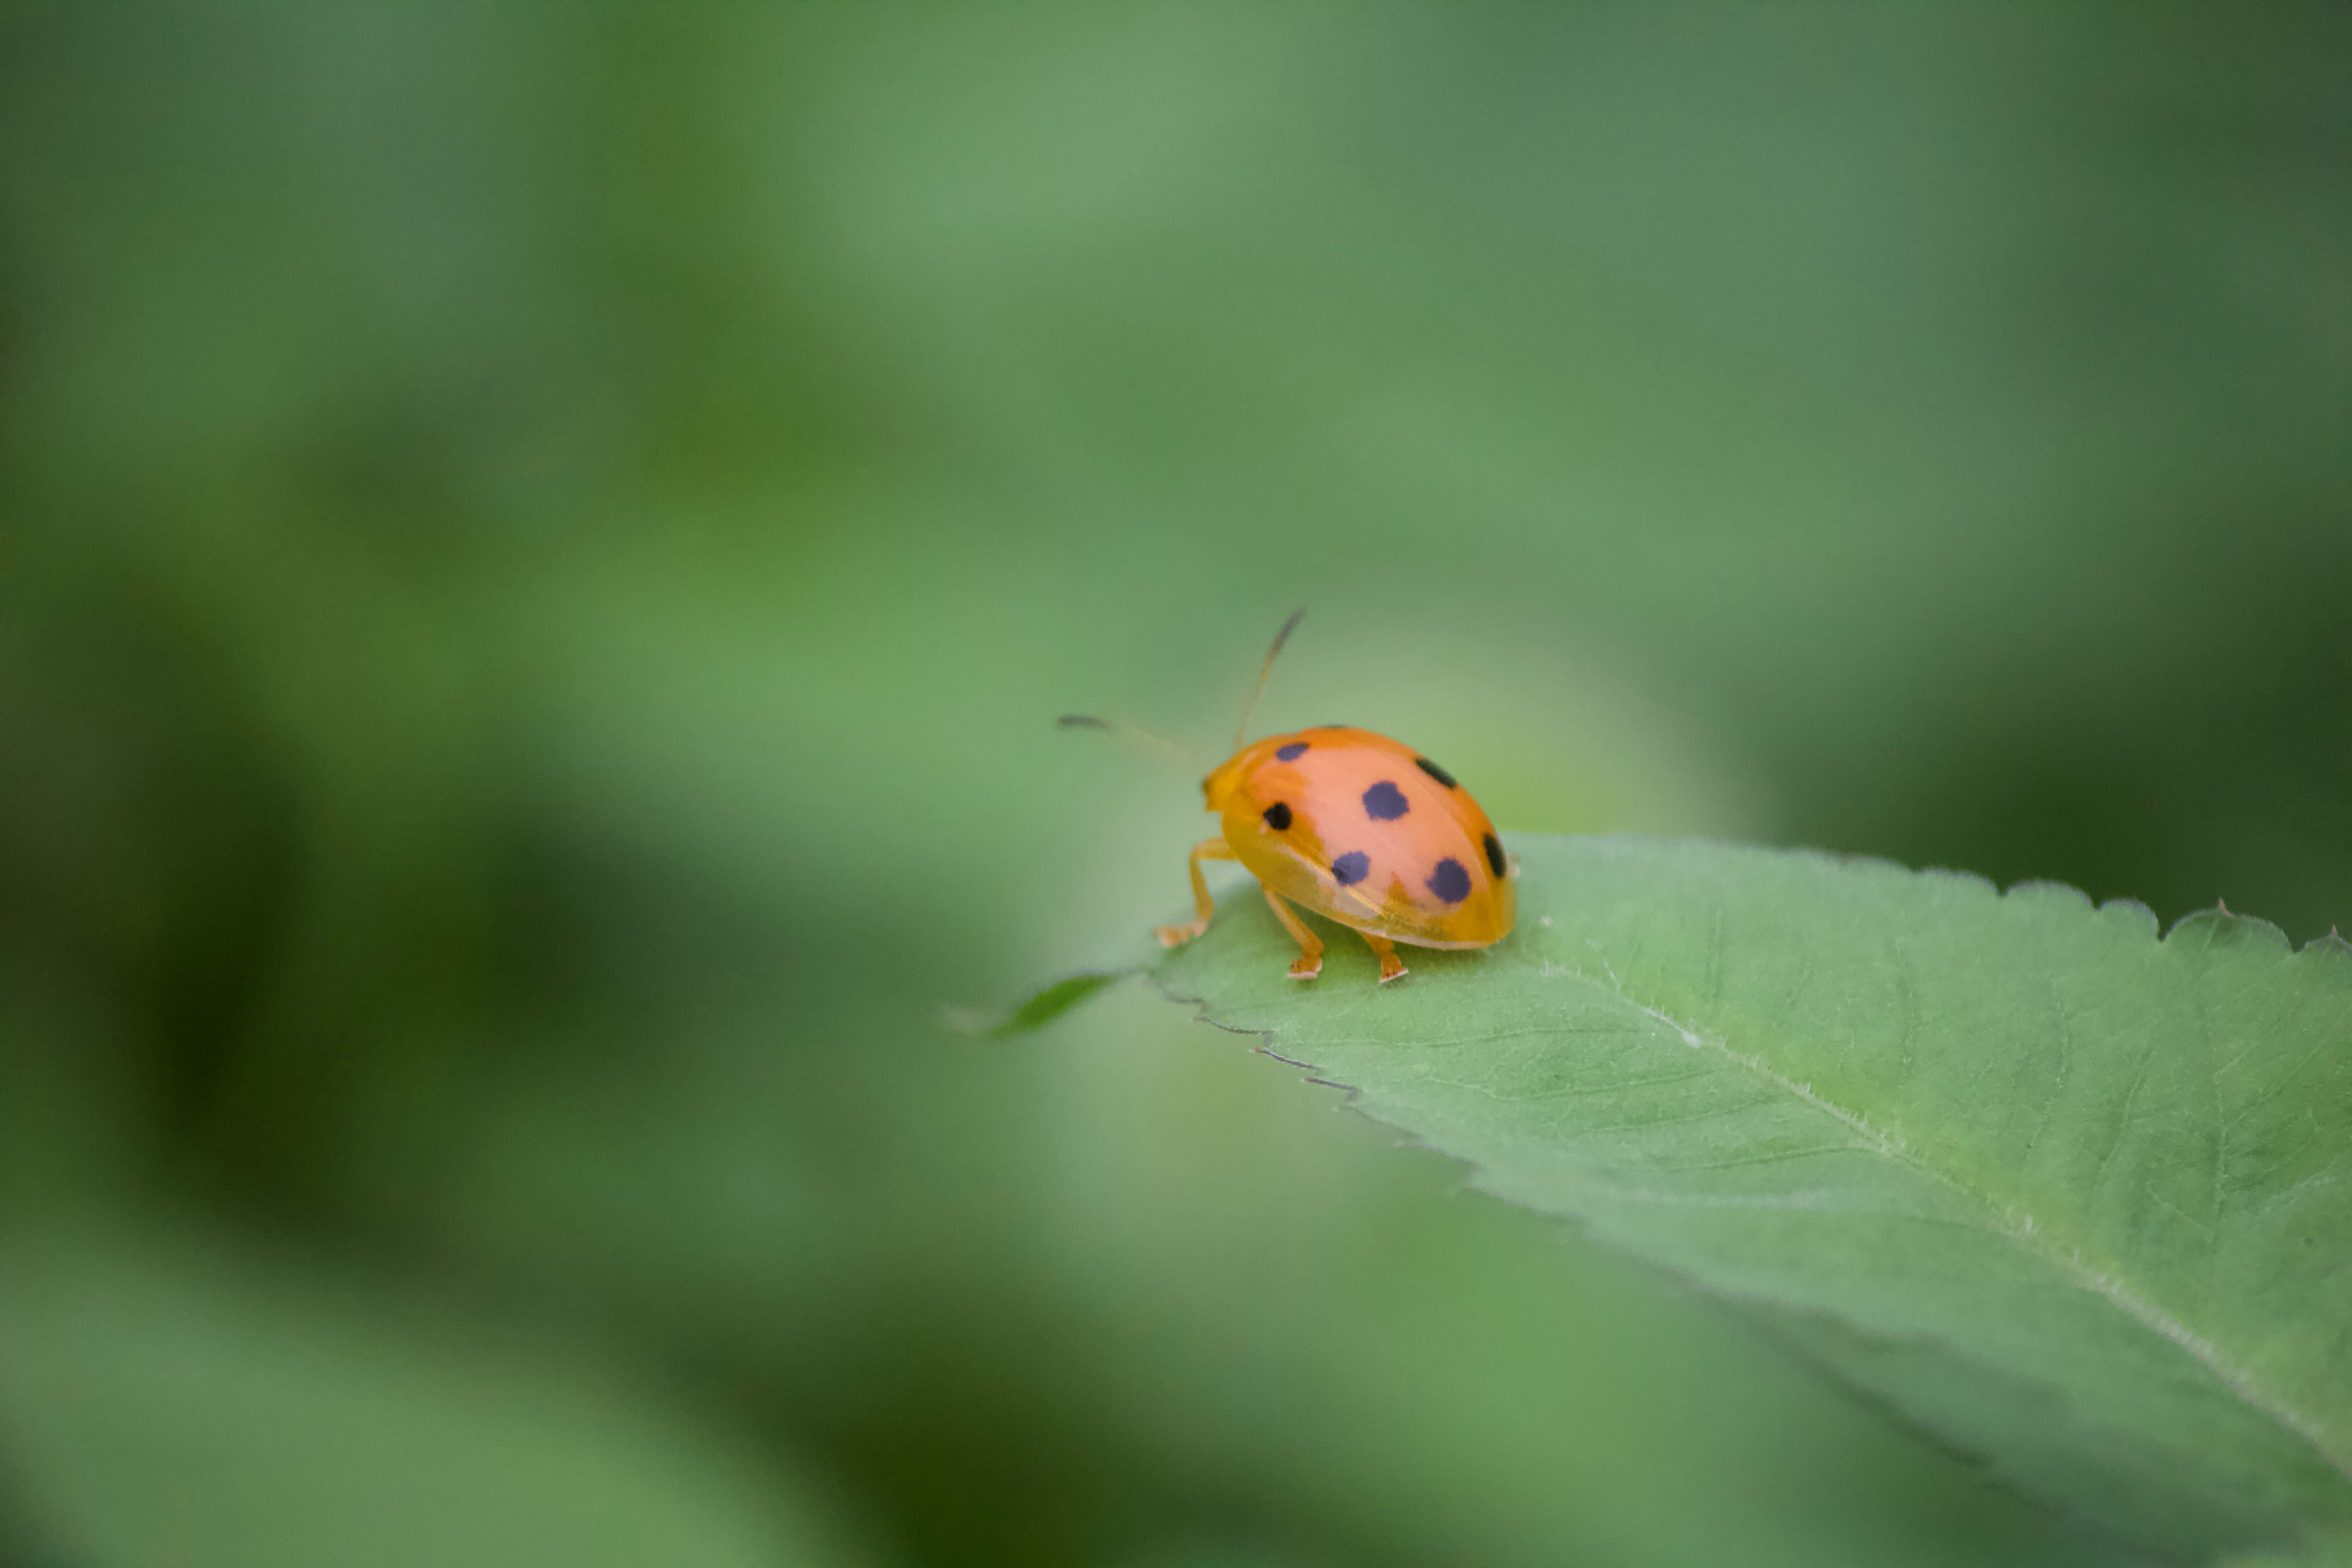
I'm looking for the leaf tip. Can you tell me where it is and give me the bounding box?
[2303,927,2352,966]
[2165,903,2292,955]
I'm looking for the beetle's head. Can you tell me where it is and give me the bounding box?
[1200,747,1258,814]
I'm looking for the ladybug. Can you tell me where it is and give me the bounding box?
[1065,612,1515,984]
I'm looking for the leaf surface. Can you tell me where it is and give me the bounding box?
[1150,836,2352,1555]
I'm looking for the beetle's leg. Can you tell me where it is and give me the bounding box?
[1154,837,1234,947]
[1261,889,1325,981]
[1358,929,1409,984]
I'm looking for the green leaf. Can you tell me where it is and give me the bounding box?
[1152,835,2352,1556]
[975,968,1134,1037]
[0,1230,866,1568]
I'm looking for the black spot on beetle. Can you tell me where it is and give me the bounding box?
[1427,858,1472,904]
[1330,851,1370,885]
[1262,801,1293,831]
[1275,742,1308,761]
[1414,756,1458,789]
[1362,781,1410,820]
[1483,832,1507,877]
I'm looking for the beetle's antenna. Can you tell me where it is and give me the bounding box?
[1057,713,1196,769]
[1232,607,1303,751]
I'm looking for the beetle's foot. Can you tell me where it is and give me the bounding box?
[1155,918,1209,948]
[1287,956,1323,980]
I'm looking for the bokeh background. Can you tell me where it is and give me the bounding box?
[2,5,2348,1565]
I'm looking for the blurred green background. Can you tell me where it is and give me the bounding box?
[2,4,2347,1564]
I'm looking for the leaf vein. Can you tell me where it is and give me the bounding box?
[1571,956,2349,1482]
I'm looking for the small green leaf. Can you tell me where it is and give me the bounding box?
[982,969,1132,1036]
[1153,836,2352,1555]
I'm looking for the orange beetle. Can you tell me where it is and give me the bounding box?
[1067,612,1515,984]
